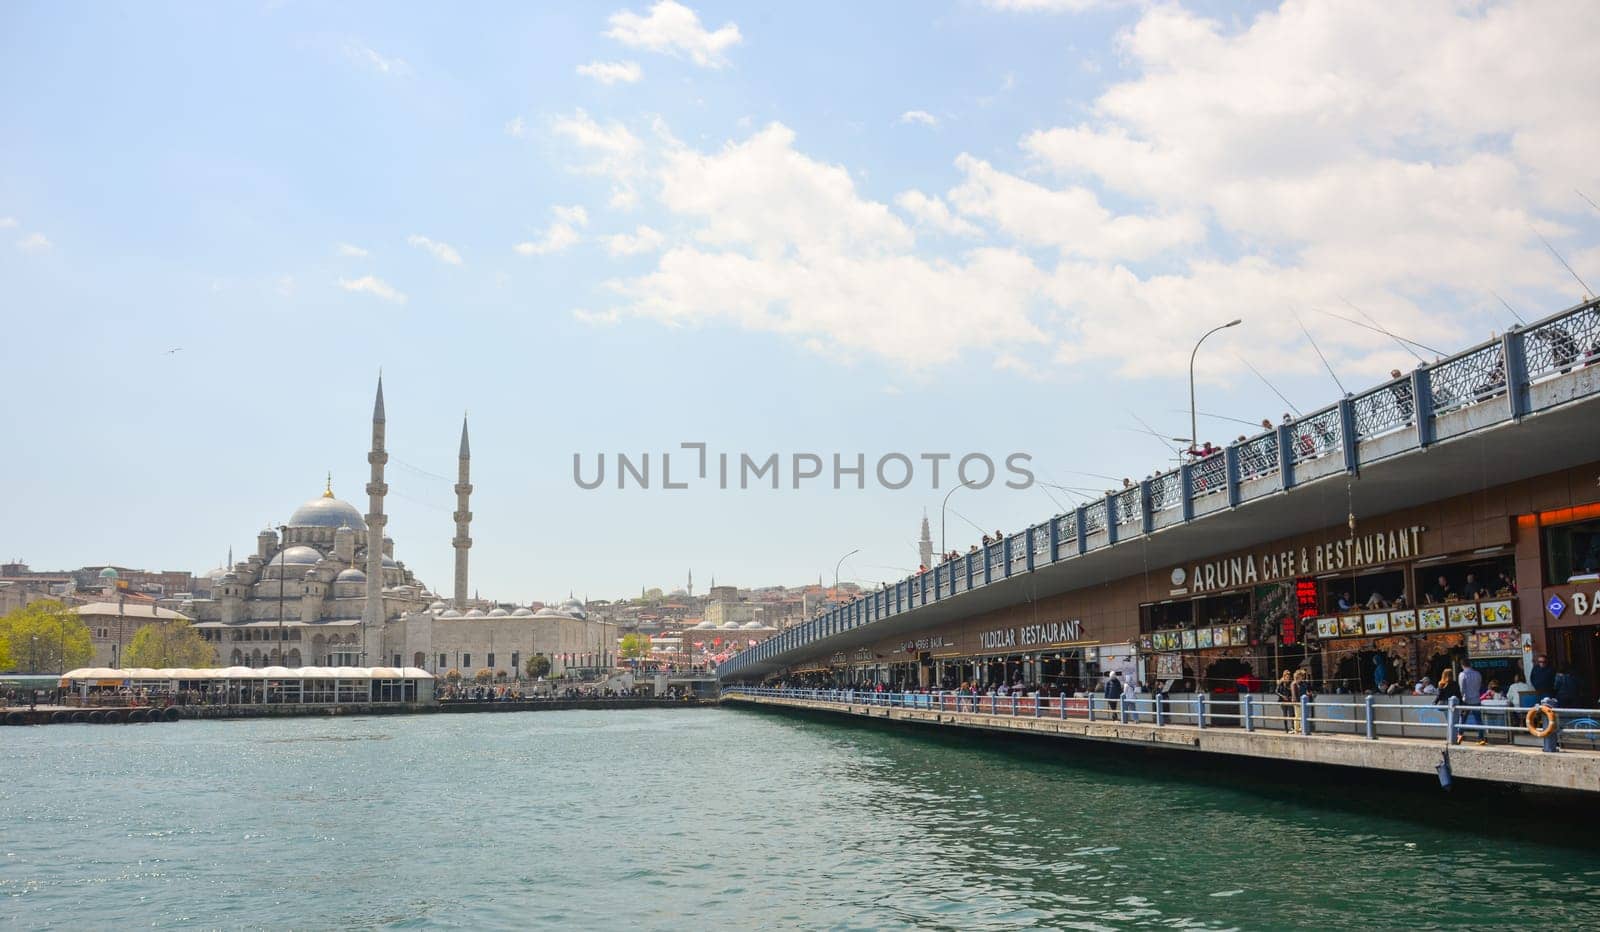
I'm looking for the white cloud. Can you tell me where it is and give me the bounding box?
[515,205,590,256]
[338,276,406,303]
[894,190,981,237]
[577,60,643,85]
[15,232,50,253]
[344,42,410,75]
[607,225,665,256]
[0,216,17,229]
[552,109,648,207]
[336,242,370,258]
[573,308,622,327]
[605,1,742,68]
[504,116,527,138]
[983,0,1122,11]
[899,110,938,127]
[406,234,463,266]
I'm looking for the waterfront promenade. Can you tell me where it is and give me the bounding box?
[725,688,1600,792]
[1,696,712,725]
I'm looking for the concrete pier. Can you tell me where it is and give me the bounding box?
[725,693,1600,793]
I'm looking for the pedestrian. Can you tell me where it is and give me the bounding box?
[1103,670,1124,707]
[1433,667,1461,708]
[1530,654,1557,699]
[1555,666,1584,708]
[1275,670,1294,733]
[1291,669,1313,734]
[1456,659,1486,746]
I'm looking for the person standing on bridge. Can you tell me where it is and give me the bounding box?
[1276,670,1294,732]
[1456,659,1486,746]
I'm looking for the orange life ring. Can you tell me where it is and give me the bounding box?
[1526,705,1558,738]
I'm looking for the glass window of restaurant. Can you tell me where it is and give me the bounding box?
[1544,516,1600,584]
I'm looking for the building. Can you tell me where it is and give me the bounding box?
[76,599,193,667]
[718,297,1600,707]
[174,378,616,680]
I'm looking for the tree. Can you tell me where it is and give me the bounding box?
[0,634,12,672]
[125,619,217,669]
[524,653,551,678]
[0,601,92,673]
[619,633,652,660]
[474,667,493,684]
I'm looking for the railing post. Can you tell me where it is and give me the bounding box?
[1140,478,1155,534]
[1197,693,1207,728]
[1414,367,1435,448]
[1364,694,1376,740]
[1025,526,1035,572]
[1503,328,1530,419]
[1075,506,1088,555]
[1224,445,1242,508]
[1276,423,1296,491]
[1446,696,1458,744]
[1299,694,1312,735]
[1059,695,1066,720]
[1180,462,1195,522]
[1049,516,1061,563]
[989,694,996,716]
[1243,693,1253,732]
[1118,695,1129,723]
[1105,493,1119,545]
[1338,395,1359,474]
[1155,694,1165,727]
[1033,695,1041,718]
[1087,696,1095,722]
[1011,694,1018,717]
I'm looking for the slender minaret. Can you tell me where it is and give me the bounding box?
[688,568,693,597]
[362,376,388,662]
[919,511,934,569]
[452,414,473,611]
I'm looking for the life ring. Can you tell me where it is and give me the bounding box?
[1527,705,1558,738]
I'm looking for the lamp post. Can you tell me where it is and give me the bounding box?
[834,549,860,592]
[940,478,978,556]
[1189,319,1242,454]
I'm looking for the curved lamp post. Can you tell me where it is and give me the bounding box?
[1190,319,1242,453]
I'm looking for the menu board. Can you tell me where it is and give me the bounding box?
[1389,610,1418,633]
[1467,627,1521,657]
[1447,603,1480,629]
[1419,607,1448,631]
[1138,635,1154,650]
[1338,614,1363,637]
[1197,627,1214,648]
[1479,599,1514,627]
[1214,627,1231,647]
[1182,630,1198,650]
[1156,653,1184,678]
[1363,612,1391,635]
[1316,617,1341,639]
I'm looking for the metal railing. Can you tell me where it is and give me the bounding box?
[724,687,1600,747]
[721,296,1600,679]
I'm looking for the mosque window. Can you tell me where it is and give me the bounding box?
[511,652,520,672]
[462,653,471,668]
[487,653,496,669]
[437,653,446,670]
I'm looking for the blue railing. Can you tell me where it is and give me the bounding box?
[724,298,1600,678]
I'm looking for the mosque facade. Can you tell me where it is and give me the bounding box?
[177,379,616,678]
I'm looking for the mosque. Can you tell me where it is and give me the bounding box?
[176,379,617,679]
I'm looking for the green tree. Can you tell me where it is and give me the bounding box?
[524,653,551,678]
[124,619,217,668]
[0,601,93,673]
[0,634,12,672]
[619,632,652,660]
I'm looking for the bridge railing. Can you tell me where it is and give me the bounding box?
[719,296,1600,679]
[723,687,1600,746]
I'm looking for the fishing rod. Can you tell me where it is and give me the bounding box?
[1166,408,1269,429]
[1530,225,1594,299]
[1489,290,1526,325]
[1338,298,1434,360]
[1233,354,1302,417]
[1294,310,1349,395]
[1578,189,1600,214]
[1127,410,1185,453]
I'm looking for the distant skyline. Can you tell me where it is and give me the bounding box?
[2,1,1597,602]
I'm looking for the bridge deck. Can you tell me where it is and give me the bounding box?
[725,693,1600,793]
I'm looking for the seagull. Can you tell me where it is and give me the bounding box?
[164,347,182,355]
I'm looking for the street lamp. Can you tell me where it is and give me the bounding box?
[940,478,979,556]
[1189,319,1242,455]
[834,549,860,592]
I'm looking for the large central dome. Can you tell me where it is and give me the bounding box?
[288,490,367,532]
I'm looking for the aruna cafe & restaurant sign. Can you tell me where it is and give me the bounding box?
[1177,526,1427,594]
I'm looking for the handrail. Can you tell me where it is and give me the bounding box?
[722,296,1600,678]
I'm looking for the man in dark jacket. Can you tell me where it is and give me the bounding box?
[1530,654,1557,699]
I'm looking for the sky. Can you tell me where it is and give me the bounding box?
[2,0,1598,604]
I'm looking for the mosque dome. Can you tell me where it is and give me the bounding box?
[288,488,368,533]
[693,620,715,629]
[488,608,510,617]
[336,568,366,582]
[274,545,322,566]
[741,621,764,629]
[99,567,119,580]
[512,607,534,617]
[464,608,485,618]
[205,566,230,581]
[382,555,399,568]
[427,601,447,612]
[440,609,461,619]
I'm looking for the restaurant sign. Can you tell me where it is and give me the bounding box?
[1182,525,1426,594]
[898,636,951,654]
[978,619,1083,651]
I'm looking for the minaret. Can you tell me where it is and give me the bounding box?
[453,415,473,611]
[919,511,934,569]
[688,569,693,597]
[362,376,388,661]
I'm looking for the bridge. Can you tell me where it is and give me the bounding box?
[717,296,1600,682]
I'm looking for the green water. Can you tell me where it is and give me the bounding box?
[3,707,1598,929]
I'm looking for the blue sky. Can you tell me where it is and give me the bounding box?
[2,0,1597,602]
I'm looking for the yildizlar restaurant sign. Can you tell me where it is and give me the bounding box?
[1176,525,1427,594]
